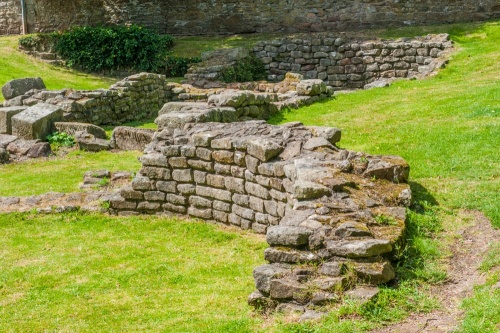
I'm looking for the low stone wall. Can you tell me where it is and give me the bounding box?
[254,34,453,89]
[2,73,179,125]
[2,73,332,128]
[109,115,411,315]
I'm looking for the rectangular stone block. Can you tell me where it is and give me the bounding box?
[140,153,169,167]
[193,170,207,184]
[249,196,264,213]
[196,147,212,160]
[213,210,228,223]
[132,176,155,191]
[189,195,212,208]
[233,194,249,207]
[11,103,63,140]
[169,157,188,168]
[137,202,161,211]
[177,184,196,195]
[228,213,241,226]
[188,159,214,171]
[144,191,165,201]
[163,202,187,214]
[196,186,231,202]
[172,169,193,182]
[213,200,231,212]
[157,180,177,193]
[211,138,233,149]
[257,163,275,176]
[188,207,212,219]
[214,163,231,175]
[264,200,278,216]
[231,166,245,178]
[245,155,260,173]
[233,204,255,220]
[256,175,270,187]
[167,193,187,206]
[206,174,225,188]
[225,177,245,193]
[0,106,26,134]
[212,150,234,164]
[120,186,143,200]
[139,166,171,180]
[110,199,137,210]
[245,182,270,199]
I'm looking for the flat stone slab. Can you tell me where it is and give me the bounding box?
[11,103,63,140]
[110,126,155,151]
[2,77,46,100]
[54,122,107,139]
[0,106,27,134]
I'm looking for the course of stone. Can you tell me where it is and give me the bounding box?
[1,0,498,36]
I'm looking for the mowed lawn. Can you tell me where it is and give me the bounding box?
[0,21,499,332]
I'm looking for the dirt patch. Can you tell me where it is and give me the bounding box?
[371,210,499,333]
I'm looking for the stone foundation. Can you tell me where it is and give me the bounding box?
[110,113,411,314]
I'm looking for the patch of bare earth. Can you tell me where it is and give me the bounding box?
[371,210,499,333]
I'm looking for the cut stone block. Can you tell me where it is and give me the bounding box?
[54,122,107,139]
[11,103,63,140]
[326,239,392,258]
[266,226,313,246]
[0,106,27,134]
[110,126,154,151]
[2,77,46,100]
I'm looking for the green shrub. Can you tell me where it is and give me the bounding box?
[46,131,75,147]
[53,25,173,72]
[219,54,266,83]
[164,55,201,77]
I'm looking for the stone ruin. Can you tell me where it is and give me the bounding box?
[1,63,413,319]
[0,72,331,164]
[184,34,453,90]
[109,94,411,317]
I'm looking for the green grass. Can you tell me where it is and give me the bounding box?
[0,36,116,102]
[0,212,267,332]
[0,150,141,196]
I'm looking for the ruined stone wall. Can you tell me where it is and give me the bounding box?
[0,0,22,35]
[254,34,453,89]
[1,0,499,36]
[3,73,178,125]
[109,119,412,314]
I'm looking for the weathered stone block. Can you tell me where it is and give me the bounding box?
[11,103,63,140]
[144,191,165,201]
[189,195,212,208]
[253,264,291,294]
[0,106,27,134]
[140,153,169,167]
[206,174,225,188]
[225,177,245,193]
[247,139,283,162]
[326,239,392,258]
[188,207,212,219]
[156,181,177,193]
[109,126,153,150]
[132,176,155,191]
[172,169,193,182]
[269,279,307,300]
[167,193,187,206]
[245,182,270,199]
[266,226,313,246]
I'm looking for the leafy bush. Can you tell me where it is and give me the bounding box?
[53,25,173,72]
[219,54,266,83]
[164,55,201,77]
[46,132,75,147]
